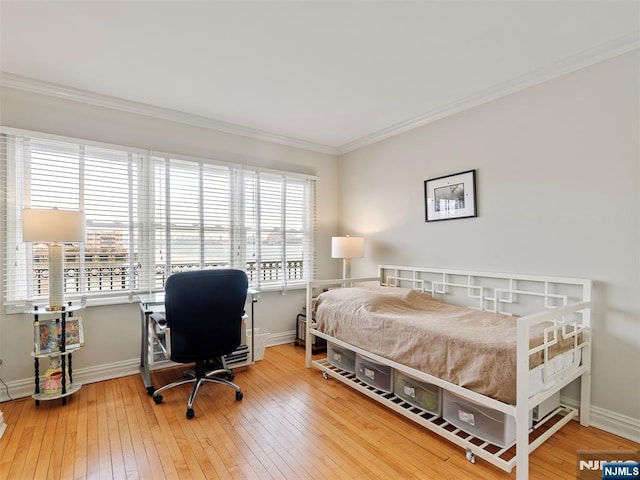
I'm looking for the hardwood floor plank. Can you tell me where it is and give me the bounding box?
[120,375,157,479]
[99,380,123,479]
[50,392,75,480]
[73,380,89,479]
[31,403,59,479]
[1,344,638,480]
[0,398,26,478]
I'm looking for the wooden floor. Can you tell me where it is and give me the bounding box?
[0,344,637,480]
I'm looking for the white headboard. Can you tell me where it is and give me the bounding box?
[379,264,592,319]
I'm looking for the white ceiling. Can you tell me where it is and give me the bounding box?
[1,1,639,154]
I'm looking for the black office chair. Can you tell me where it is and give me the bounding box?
[150,269,248,419]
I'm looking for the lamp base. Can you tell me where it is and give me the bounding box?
[48,243,64,310]
[45,305,64,312]
[342,258,352,280]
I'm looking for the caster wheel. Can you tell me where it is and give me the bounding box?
[235,391,243,401]
[153,395,163,404]
[322,372,329,380]
[227,372,235,381]
[186,408,195,419]
[146,386,155,397]
[465,449,476,464]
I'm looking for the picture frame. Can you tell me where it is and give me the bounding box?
[424,169,477,222]
[34,316,84,355]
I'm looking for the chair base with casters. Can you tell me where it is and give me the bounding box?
[152,356,243,419]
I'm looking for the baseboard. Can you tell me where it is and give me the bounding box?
[4,345,634,444]
[561,395,640,443]
[266,330,296,347]
[0,335,297,403]
[0,358,140,402]
[589,405,640,443]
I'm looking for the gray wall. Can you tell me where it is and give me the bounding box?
[337,51,639,427]
[1,51,638,439]
[0,86,340,392]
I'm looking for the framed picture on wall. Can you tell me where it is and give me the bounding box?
[424,169,477,222]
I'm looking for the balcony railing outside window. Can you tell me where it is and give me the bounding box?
[30,260,304,297]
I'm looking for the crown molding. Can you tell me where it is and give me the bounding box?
[2,31,638,158]
[337,32,640,155]
[0,72,339,156]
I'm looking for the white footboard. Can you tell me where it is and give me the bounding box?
[304,276,380,368]
[305,265,592,480]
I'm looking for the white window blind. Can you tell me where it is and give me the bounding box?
[1,129,316,308]
[244,171,313,290]
[150,155,316,291]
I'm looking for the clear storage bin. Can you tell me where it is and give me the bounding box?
[443,390,520,447]
[327,343,356,373]
[355,353,393,393]
[394,371,441,415]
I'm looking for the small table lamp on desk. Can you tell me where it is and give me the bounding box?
[332,235,365,280]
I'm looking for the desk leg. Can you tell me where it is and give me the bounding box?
[140,309,154,396]
[251,295,256,363]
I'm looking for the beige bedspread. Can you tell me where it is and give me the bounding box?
[314,286,573,405]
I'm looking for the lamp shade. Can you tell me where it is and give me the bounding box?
[23,208,86,243]
[331,236,364,259]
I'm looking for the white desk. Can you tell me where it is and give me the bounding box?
[137,289,259,396]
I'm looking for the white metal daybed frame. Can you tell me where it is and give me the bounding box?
[305,265,592,480]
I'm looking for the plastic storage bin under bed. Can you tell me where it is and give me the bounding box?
[355,353,393,393]
[393,371,441,415]
[443,390,534,448]
[327,343,356,373]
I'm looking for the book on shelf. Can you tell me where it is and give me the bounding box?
[34,316,84,355]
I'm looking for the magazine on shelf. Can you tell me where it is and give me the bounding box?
[34,316,84,355]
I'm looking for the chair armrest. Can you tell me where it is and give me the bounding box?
[150,312,170,357]
[151,312,168,330]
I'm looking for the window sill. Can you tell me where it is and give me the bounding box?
[5,283,307,314]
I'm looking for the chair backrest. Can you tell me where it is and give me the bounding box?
[163,269,248,363]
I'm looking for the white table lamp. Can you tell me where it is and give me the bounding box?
[23,208,86,310]
[331,235,364,279]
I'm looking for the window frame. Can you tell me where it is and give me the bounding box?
[1,127,316,312]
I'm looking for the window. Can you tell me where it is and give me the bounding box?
[1,129,316,308]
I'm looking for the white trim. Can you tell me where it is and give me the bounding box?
[150,149,319,181]
[2,33,637,156]
[0,126,150,156]
[337,32,640,154]
[589,406,640,444]
[0,72,338,156]
[562,396,640,443]
[0,358,140,402]
[266,330,296,347]
[0,127,319,180]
